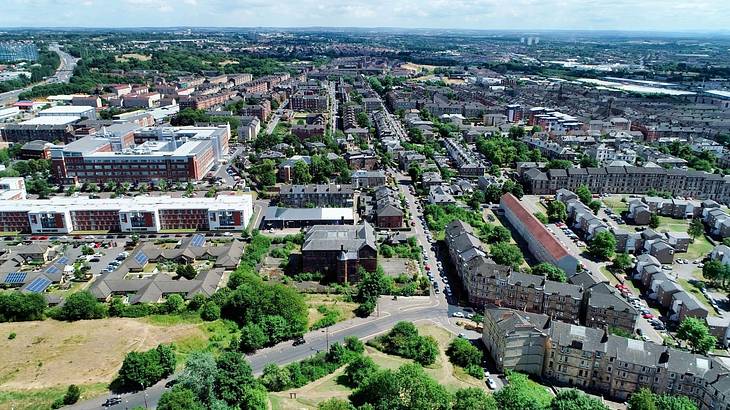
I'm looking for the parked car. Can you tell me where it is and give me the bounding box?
[486,378,497,389]
[452,312,465,318]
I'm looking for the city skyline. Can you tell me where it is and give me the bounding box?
[2,0,730,32]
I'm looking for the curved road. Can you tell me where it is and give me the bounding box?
[65,97,479,410]
[0,43,78,106]
[65,177,479,409]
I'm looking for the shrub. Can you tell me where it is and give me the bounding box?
[8,332,16,340]
[63,384,81,405]
[200,302,221,321]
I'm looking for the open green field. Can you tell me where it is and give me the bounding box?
[268,324,488,409]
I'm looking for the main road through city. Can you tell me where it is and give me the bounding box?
[0,43,78,106]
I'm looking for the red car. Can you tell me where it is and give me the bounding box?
[642,313,654,319]
[425,265,431,271]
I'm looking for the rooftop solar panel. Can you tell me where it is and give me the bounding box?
[4,272,27,284]
[190,234,205,247]
[45,265,61,274]
[56,256,69,265]
[26,277,51,293]
[134,252,148,265]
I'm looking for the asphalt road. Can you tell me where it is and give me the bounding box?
[65,100,493,410]
[0,43,78,106]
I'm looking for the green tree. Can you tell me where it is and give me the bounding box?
[494,372,549,410]
[534,212,549,225]
[446,338,483,368]
[156,344,176,377]
[117,350,164,390]
[627,388,657,410]
[261,363,292,391]
[688,218,705,240]
[453,387,497,410]
[531,262,567,283]
[164,294,185,313]
[612,253,633,273]
[655,394,698,410]
[318,398,354,410]
[177,351,217,404]
[214,351,257,406]
[0,292,47,322]
[702,260,729,286]
[546,200,567,222]
[676,317,717,354]
[62,385,81,405]
[176,264,197,280]
[344,355,378,387]
[488,226,512,244]
[239,323,268,353]
[350,363,452,410]
[551,389,608,410]
[60,291,106,321]
[292,160,312,184]
[200,301,221,321]
[490,242,524,268]
[649,213,660,229]
[576,184,592,204]
[157,386,204,410]
[588,231,616,261]
[356,111,370,128]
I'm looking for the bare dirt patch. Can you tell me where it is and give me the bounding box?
[115,53,151,62]
[0,318,205,390]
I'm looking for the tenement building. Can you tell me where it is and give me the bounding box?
[444,221,638,333]
[301,222,377,283]
[483,307,730,409]
[523,166,730,204]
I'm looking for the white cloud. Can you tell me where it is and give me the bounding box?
[0,0,728,30]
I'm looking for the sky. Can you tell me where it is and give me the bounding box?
[2,0,730,32]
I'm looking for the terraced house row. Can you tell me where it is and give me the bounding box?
[444,220,639,333]
[483,307,730,408]
[523,165,730,204]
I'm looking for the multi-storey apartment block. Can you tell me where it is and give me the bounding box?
[279,184,354,208]
[0,194,252,234]
[51,125,230,184]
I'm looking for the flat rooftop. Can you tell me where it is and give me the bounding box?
[0,194,252,213]
[38,105,95,115]
[19,116,79,126]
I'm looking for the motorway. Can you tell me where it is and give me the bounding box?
[0,43,78,106]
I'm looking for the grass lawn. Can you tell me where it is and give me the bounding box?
[305,294,358,329]
[599,266,621,286]
[159,228,197,234]
[655,216,689,233]
[0,382,108,410]
[602,196,628,213]
[677,278,716,316]
[683,236,714,260]
[0,318,205,394]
